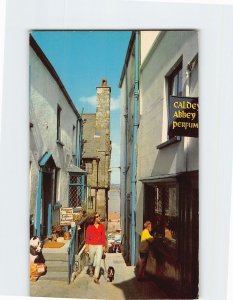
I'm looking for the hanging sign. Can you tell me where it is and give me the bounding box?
[60,207,73,225]
[168,96,199,137]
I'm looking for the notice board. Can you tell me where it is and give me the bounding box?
[60,207,73,226]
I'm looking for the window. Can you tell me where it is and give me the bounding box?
[154,184,177,244]
[57,105,62,141]
[53,168,60,204]
[144,182,178,247]
[166,61,183,141]
[69,174,82,208]
[72,125,76,156]
[168,62,183,97]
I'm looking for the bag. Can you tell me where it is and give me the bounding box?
[139,240,149,254]
[30,263,47,282]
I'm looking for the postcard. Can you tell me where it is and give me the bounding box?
[29,29,198,299]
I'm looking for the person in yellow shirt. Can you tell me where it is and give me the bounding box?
[137,221,154,281]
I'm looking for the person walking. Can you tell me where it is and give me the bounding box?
[137,221,154,281]
[85,212,106,284]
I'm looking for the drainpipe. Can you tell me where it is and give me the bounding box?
[131,31,139,265]
[76,119,80,166]
[36,169,42,237]
[81,175,85,205]
[95,158,100,211]
[123,64,129,258]
[78,108,84,167]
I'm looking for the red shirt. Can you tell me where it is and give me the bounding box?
[85,223,106,246]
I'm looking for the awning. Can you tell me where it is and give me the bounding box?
[139,173,182,184]
[39,152,53,167]
[67,165,86,175]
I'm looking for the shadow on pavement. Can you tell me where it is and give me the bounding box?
[112,276,168,300]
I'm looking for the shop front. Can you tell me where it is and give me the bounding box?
[141,171,198,299]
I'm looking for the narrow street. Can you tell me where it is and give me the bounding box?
[30,253,167,299]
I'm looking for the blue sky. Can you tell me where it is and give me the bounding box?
[32,30,131,184]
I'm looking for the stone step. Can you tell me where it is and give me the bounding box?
[45,261,68,272]
[43,252,68,262]
[39,271,68,282]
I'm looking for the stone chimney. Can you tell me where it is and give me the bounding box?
[95,79,111,187]
[96,79,111,135]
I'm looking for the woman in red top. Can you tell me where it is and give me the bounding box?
[85,212,106,284]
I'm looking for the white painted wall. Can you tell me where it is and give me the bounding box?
[136,31,198,234]
[140,31,159,64]
[120,31,198,239]
[29,46,81,225]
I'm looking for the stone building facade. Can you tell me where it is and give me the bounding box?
[82,80,111,220]
[29,35,85,239]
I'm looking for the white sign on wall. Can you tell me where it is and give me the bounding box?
[60,207,73,225]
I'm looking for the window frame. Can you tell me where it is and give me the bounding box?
[167,61,183,141]
[57,105,62,141]
[157,59,183,149]
[168,62,183,98]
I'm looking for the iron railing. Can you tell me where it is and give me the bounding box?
[67,216,88,284]
[67,225,77,284]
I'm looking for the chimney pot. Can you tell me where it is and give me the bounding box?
[101,79,107,87]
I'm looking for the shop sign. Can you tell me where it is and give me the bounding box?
[60,207,73,225]
[168,96,199,137]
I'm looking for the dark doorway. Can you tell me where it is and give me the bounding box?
[40,156,56,239]
[41,170,53,238]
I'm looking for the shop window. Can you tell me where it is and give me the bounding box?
[154,183,178,244]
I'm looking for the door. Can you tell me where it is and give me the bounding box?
[41,169,54,238]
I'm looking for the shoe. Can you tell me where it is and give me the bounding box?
[94,277,100,284]
[89,270,93,277]
[87,268,94,277]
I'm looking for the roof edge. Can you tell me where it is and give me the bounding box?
[119,31,135,88]
[29,34,81,120]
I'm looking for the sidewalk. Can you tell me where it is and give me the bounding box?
[30,253,168,299]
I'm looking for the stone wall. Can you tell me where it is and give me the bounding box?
[82,80,111,220]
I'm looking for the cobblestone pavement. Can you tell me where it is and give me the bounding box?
[30,253,168,299]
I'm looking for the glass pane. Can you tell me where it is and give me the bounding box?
[172,75,178,95]
[154,186,162,214]
[178,69,183,96]
[154,186,163,237]
[165,186,177,241]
